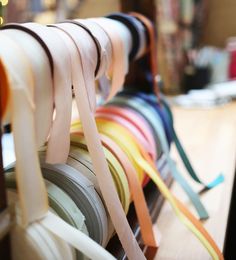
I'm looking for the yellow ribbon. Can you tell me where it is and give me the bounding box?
[70,134,130,214]
[72,118,221,260]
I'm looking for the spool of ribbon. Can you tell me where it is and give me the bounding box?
[107,95,209,219]
[47,21,146,259]
[0,27,117,260]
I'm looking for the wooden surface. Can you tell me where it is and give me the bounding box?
[155,102,236,260]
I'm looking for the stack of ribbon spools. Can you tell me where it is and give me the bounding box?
[0,12,224,260]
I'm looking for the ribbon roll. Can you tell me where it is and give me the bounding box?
[108,95,209,219]
[0,27,117,260]
[70,130,159,251]
[47,22,146,259]
[89,17,129,101]
[1,28,53,148]
[23,22,73,164]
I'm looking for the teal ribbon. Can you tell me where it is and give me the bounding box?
[108,96,209,219]
[159,95,224,189]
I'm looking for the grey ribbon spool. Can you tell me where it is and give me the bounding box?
[67,145,120,240]
[69,141,130,214]
[107,96,163,158]
[6,190,76,260]
[39,158,109,247]
[156,153,170,180]
[68,148,100,194]
[5,172,89,260]
[5,158,109,248]
[41,148,112,245]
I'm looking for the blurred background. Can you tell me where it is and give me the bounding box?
[1,0,236,102]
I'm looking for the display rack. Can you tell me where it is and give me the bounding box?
[107,176,173,260]
[0,1,171,259]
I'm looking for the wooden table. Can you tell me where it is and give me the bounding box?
[154,102,236,259]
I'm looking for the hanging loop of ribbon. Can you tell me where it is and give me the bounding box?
[130,12,160,101]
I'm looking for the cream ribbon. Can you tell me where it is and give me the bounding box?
[23,22,72,164]
[0,33,49,226]
[1,28,53,149]
[73,19,112,80]
[89,17,129,101]
[0,29,116,260]
[49,22,146,259]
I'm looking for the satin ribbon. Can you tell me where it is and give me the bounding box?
[72,117,223,258]
[0,30,116,260]
[95,112,148,185]
[119,90,173,146]
[48,22,145,259]
[135,90,224,189]
[108,95,208,219]
[107,96,162,158]
[98,134,158,248]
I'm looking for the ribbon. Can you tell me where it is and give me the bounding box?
[108,95,209,219]
[49,22,146,259]
[0,28,117,260]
